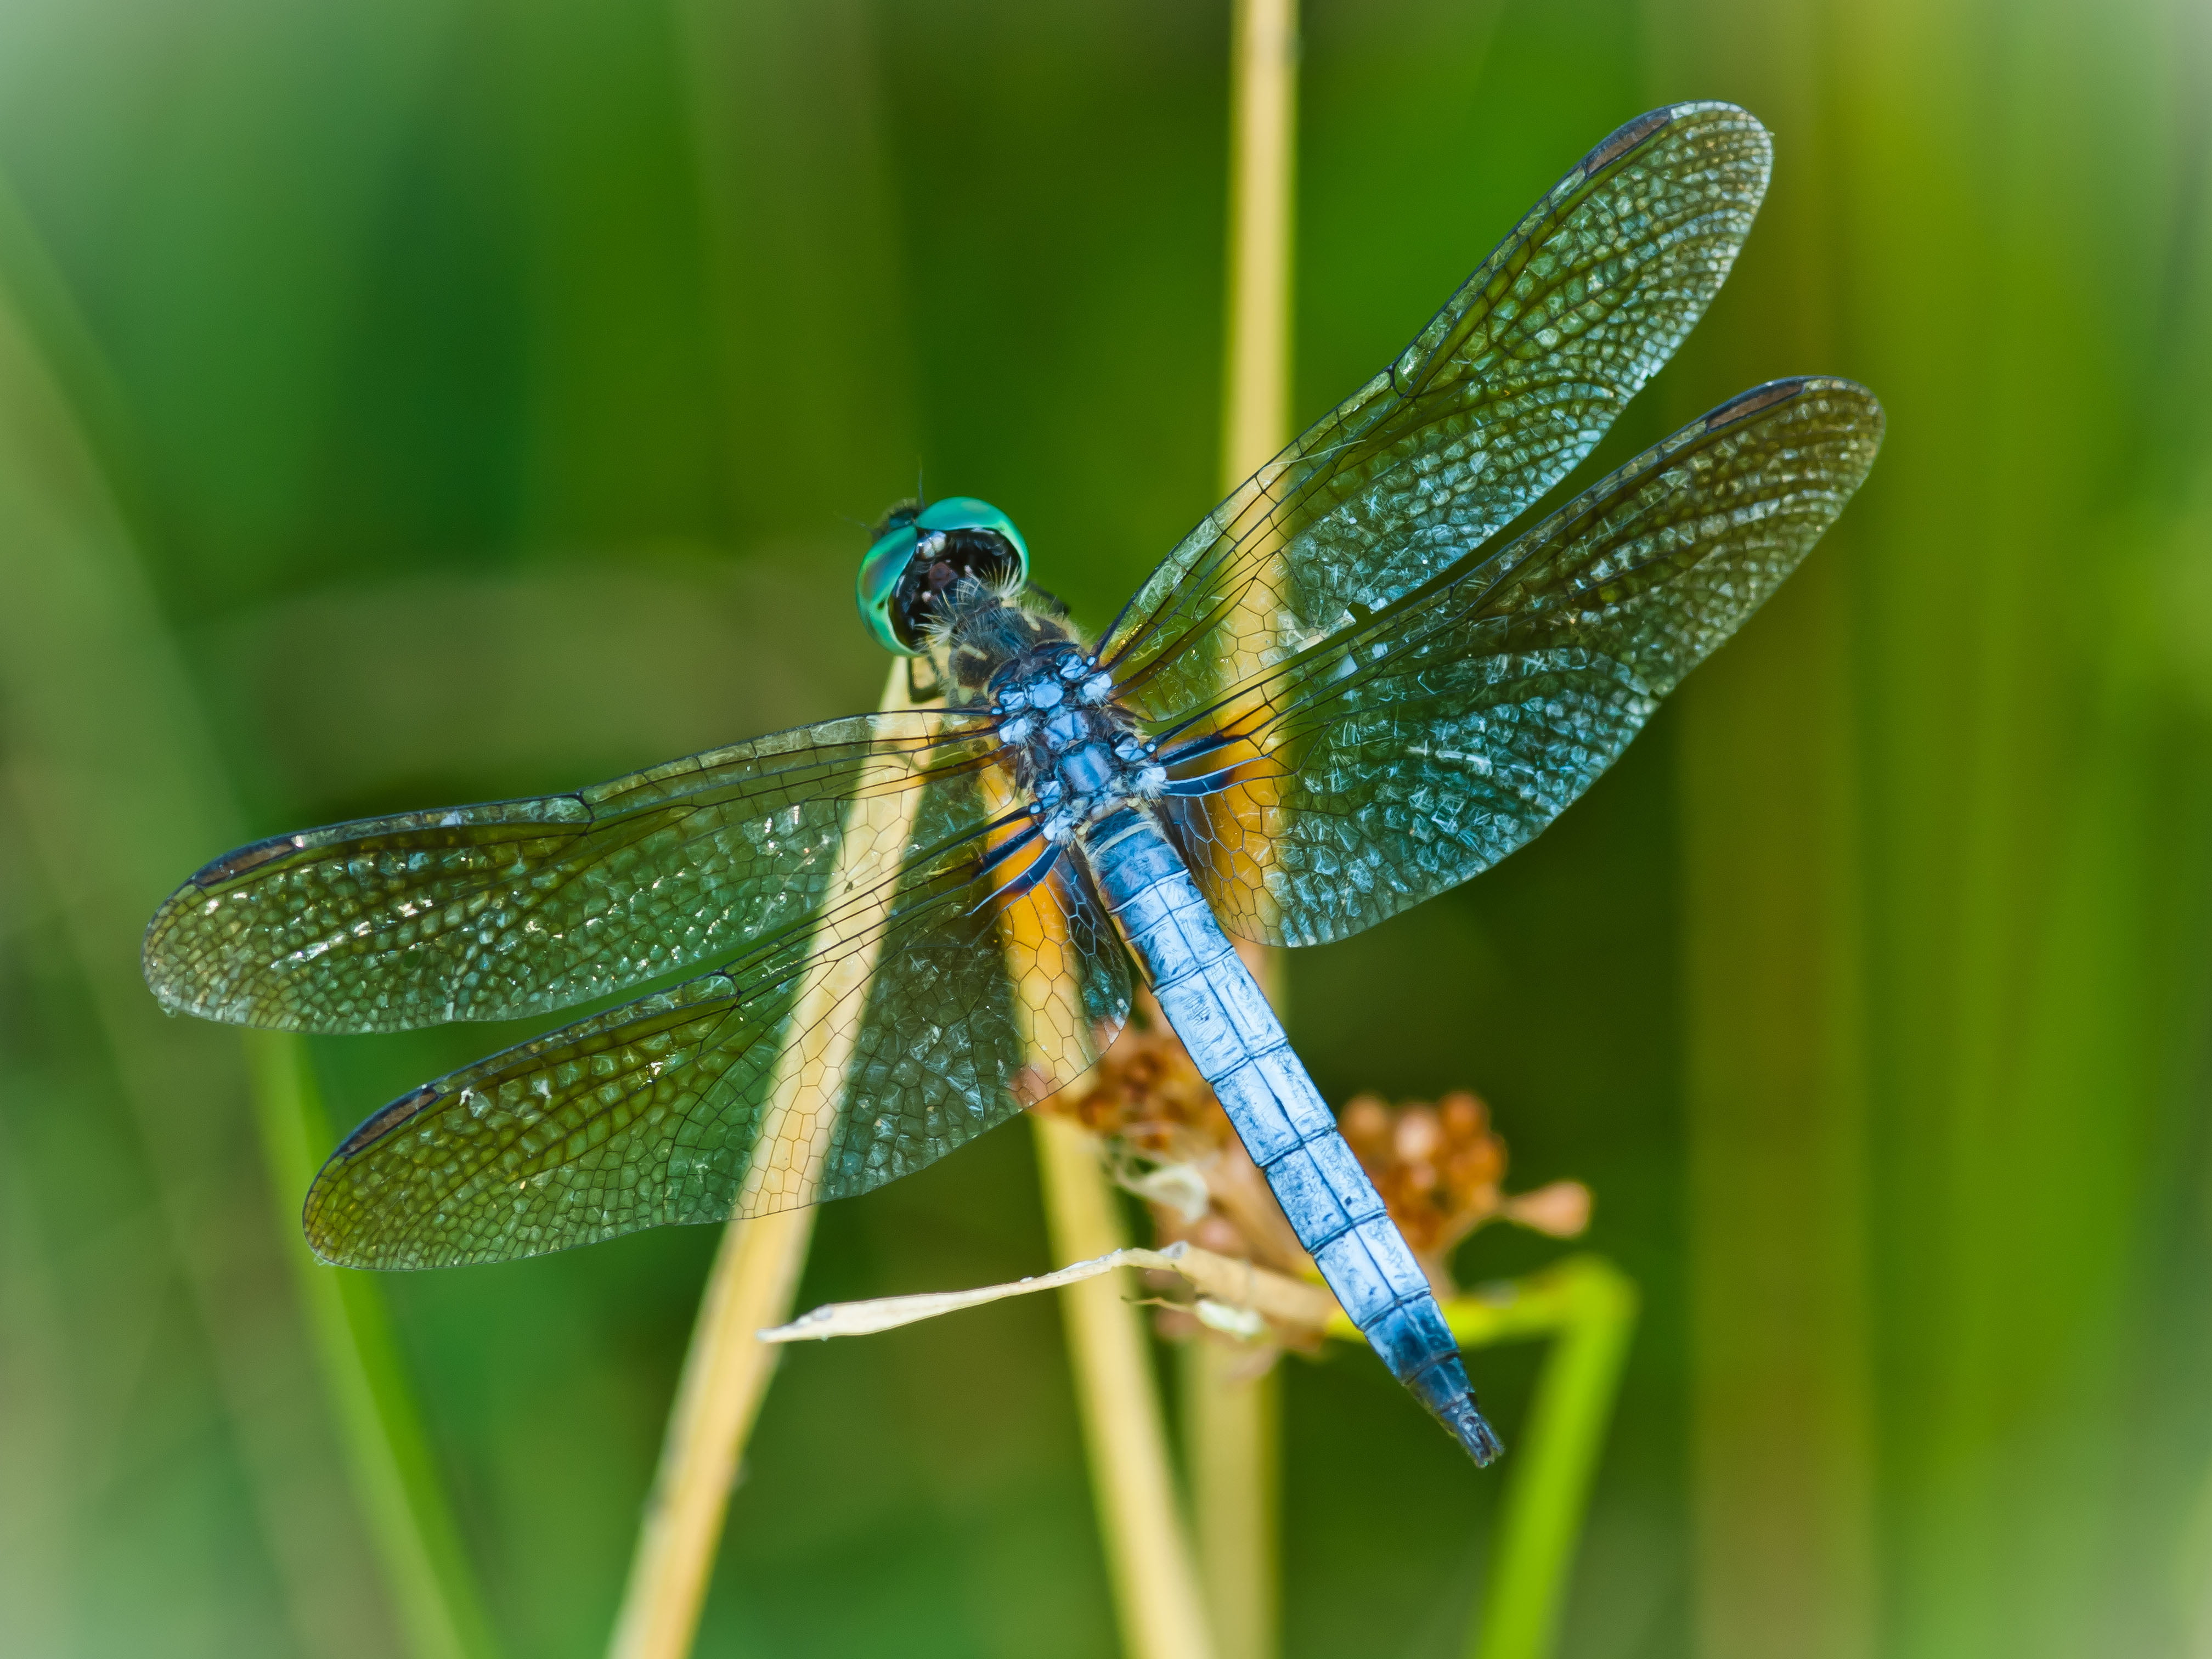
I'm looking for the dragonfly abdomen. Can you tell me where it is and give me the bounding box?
[1079,805,1502,1465]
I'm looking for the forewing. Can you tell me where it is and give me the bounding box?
[303,761,1130,1268]
[1102,101,1771,719]
[1161,378,1883,945]
[144,708,1003,1034]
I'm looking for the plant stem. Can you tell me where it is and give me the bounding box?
[1219,0,1297,489]
[606,1207,816,1659]
[1033,1113,1218,1659]
[1449,1259,1639,1659]
[1195,5,1299,1654]
[607,658,918,1659]
[1315,1257,1638,1659]
[1182,1342,1279,1659]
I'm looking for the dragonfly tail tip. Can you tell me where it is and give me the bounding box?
[1440,1398,1505,1467]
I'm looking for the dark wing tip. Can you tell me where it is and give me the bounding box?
[302,1083,447,1267]
[333,1082,444,1162]
[189,833,306,888]
[1581,99,1770,179]
[1583,106,1678,173]
[1706,376,1809,427]
[1704,375,1887,443]
[143,833,311,1022]
[1384,101,1776,408]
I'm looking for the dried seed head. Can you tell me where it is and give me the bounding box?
[1038,1004,1589,1312]
[1337,1088,1589,1294]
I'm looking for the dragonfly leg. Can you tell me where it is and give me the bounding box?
[970,834,1064,915]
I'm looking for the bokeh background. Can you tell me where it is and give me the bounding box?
[4,1,2210,1656]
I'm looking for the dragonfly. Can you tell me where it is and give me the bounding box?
[144,101,1882,1466]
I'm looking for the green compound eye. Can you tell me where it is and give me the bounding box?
[856,515,921,656]
[855,496,1030,655]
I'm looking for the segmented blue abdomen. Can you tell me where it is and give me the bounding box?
[1079,807,1501,1465]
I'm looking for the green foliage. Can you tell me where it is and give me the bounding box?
[1,2,2208,1658]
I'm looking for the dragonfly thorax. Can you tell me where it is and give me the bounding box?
[988,639,1165,844]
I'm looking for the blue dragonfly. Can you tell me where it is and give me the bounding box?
[144,102,1881,1464]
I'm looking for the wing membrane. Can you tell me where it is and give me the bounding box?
[1102,101,1772,719]
[303,760,1129,1268]
[144,708,1003,1034]
[1160,377,1883,945]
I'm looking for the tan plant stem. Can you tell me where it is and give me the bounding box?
[1182,1340,1280,1659]
[1220,0,1297,492]
[1200,4,1298,1655]
[607,659,917,1659]
[606,1206,816,1659]
[1032,1113,1219,1659]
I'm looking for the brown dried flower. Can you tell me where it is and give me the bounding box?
[1338,1090,1590,1294]
[1040,1002,1592,1314]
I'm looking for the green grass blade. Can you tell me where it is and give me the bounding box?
[1456,1259,1640,1659]
[245,1032,505,1659]
[0,166,499,1659]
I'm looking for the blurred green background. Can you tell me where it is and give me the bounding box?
[3,1,2210,1656]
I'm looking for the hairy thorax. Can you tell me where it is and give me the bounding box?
[939,583,1165,844]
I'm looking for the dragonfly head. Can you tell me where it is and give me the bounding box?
[857,496,1030,654]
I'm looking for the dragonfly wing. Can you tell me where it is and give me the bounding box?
[1163,377,1883,945]
[1102,101,1772,719]
[303,760,1130,1268]
[144,708,1005,1034]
